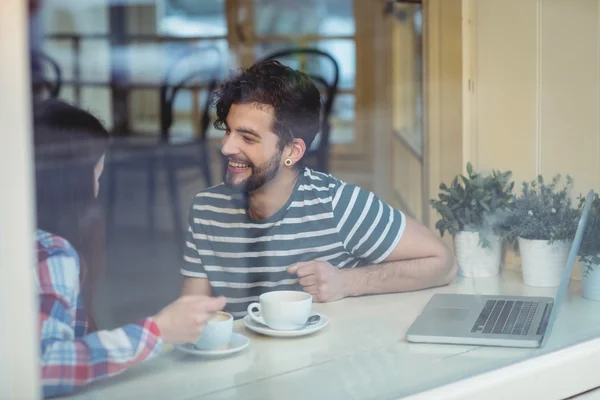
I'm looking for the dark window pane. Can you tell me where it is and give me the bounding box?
[158,0,227,37]
[332,94,355,123]
[254,0,355,37]
[254,40,355,90]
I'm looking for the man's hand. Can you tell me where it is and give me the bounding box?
[152,295,226,344]
[287,261,348,303]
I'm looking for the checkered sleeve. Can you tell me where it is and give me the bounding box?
[38,240,163,398]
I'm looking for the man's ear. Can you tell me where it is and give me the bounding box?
[285,138,306,167]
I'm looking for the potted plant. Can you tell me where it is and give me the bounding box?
[430,163,514,278]
[577,193,600,300]
[502,175,579,287]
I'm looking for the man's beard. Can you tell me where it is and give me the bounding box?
[225,150,282,194]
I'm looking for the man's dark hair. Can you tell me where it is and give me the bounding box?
[213,60,322,149]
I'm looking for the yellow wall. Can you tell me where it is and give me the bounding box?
[388,3,426,220]
[459,0,600,276]
[539,0,600,195]
[467,0,600,197]
[422,0,464,230]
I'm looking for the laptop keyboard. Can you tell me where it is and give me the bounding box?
[471,300,539,335]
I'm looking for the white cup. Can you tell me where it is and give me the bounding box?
[194,311,233,350]
[247,291,312,331]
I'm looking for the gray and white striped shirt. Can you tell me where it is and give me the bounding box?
[181,168,406,318]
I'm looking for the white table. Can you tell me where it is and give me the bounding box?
[67,271,600,400]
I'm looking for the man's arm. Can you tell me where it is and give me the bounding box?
[288,216,457,302]
[341,216,457,297]
[181,277,213,297]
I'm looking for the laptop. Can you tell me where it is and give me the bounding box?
[406,190,594,348]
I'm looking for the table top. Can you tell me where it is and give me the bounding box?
[66,270,600,400]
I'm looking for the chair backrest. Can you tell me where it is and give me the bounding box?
[31,51,62,99]
[159,45,222,143]
[258,48,340,173]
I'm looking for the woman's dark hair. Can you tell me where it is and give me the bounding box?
[33,99,109,331]
[213,60,322,149]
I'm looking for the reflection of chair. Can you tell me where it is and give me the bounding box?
[260,48,339,173]
[106,46,220,244]
[160,47,218,189]
[31,51,62,99]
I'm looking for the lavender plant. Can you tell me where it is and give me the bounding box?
[501,174,579,242]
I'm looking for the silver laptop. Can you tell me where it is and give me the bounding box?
[406,190,594,348]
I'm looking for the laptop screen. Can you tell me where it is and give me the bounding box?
[541,189,594,346]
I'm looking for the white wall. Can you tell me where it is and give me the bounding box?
[0,1,41,398]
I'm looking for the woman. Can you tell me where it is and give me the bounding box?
[34,99,225,398]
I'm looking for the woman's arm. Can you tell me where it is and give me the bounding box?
[38,247,163,398]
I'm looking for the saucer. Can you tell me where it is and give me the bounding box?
[243,312,329,338]
[175,333,250,357]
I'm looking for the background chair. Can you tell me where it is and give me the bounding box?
[31,51,62,99]
[106,45,221,246]
[260,48,340,174]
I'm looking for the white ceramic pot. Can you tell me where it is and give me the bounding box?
[453,231,502,278]
[518,237,571,287]
[580,256,600,301]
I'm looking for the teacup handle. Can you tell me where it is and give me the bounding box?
[247,302,267,326]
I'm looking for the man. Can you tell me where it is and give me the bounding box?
[181,60,457,318]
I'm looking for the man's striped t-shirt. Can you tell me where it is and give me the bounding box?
[181,168,406,318]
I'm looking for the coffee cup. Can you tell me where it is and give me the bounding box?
[194,311,233,350]
[247,291,312,331]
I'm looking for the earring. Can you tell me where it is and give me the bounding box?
[284,159,293,167]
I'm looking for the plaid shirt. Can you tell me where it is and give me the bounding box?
[36,230,163,398]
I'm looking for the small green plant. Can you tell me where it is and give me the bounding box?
[577,193,600,276]
[501,174,579,243]
[430,162,514,247]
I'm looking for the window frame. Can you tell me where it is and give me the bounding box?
[0,1,40,398]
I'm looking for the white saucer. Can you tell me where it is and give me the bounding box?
[243,312,329,338]
[175,333,250,357]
